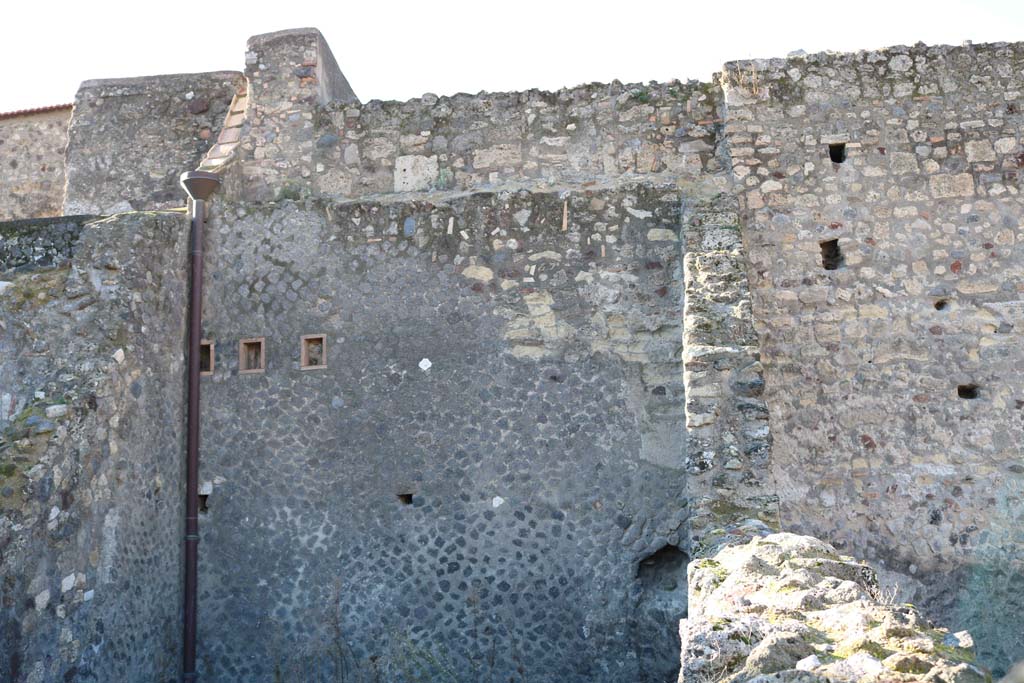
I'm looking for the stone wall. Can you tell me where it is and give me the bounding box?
[4,25,1024,683]
[194,186,690,682]
[224,28,726,202]
[63,72,244,215]
[0,210,190,682]
[0,216,93,274]
[724,42,1024,673]
[0,108,70,221]
[681,193,775,552]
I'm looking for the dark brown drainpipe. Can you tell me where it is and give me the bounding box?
[179,171,221,683]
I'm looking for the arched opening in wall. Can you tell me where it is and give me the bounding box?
[958,384,980,399]
[634,544,689,681]
[829,143,847,163]
[637,545,689,588]
[820,239,843,270]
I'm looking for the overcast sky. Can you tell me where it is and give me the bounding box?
[2,0,1024,112]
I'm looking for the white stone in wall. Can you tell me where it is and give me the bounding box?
[393,155,439,192]
[965,140,997,163]
[929,173,975,198]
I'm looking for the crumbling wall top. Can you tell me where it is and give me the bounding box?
[63,70,244,215]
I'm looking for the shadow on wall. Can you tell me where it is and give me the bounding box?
[635,544,690,683]
[950,561,1024,678]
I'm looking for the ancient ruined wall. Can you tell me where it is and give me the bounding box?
[681,193,775,551]
[63,72,244,215]
[224,28,725,203]
[195,186,690,682]
[307,80,723,200]
[0,211,189,682]
[0,216,91,273]
[724,42,1024,672]
[0,108,70,221]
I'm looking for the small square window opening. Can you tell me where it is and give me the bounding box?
[239,338,266,374]
[301,334,327,370]
[199,340,214,376]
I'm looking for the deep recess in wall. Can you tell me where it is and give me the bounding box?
[300,334,326,369]
[958,384,981,399]
[239,338,265,374]
[396,493,413,505]
[637,545,688,595]
[199,341,214,375]
[829,143,847,163]
[820,239,843,270]
[934,299,950,311]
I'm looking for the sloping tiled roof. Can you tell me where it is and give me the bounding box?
[0,103,73,122]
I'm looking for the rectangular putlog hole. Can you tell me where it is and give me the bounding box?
[820,239,844,270]
[957,384,980,399]
[239,338,266,374]
[199,340,214,376]
[300,334,327,370]
[829,143,847,163]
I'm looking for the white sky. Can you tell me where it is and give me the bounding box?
[2,0,1024,112]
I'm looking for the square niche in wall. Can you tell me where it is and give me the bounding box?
[239,338,266,374]
[300,334,326,370]
[199,340,215,376]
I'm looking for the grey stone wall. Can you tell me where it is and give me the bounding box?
[4,25,1024,682]
[224,26,726,202]
[307,80,723,200]
[63,72,244,215]
[0,216,92,273]
[223,28,356,202]
[0,211,189,682]
[681,194,775,553]
[195,186,690,682]
[724,41,1024,674]
[0,109,70,221]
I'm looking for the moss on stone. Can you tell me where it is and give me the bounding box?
[3,267,70,312]
[834,636,893,661]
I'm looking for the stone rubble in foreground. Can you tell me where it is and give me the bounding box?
[681,528,988,683]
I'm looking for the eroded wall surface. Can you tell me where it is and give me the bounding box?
[63,72,244,215]
[681,193,775,551]
[725,42,1024,672]
[0,216,91,273]
[195,187,690,682]
[0,211,189,682]
[0,109,70,221]
[224,28,726,203]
